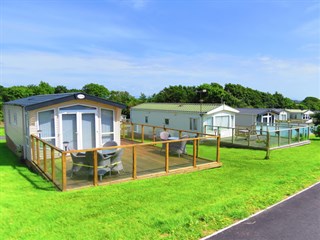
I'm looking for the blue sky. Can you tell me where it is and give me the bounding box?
[1,0,319,100]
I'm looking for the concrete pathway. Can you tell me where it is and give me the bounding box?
[203,182,320,240]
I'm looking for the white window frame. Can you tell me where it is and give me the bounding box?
[100,108,115,144]
[214,114,231,128]
[37,109,56,144]
[59,104,98,150]
[190,118,198,131]
[13,112,18,126]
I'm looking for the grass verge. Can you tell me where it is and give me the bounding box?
[0,139,319,239]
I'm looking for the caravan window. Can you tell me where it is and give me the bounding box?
[101,109,114,143]
[215,115,229,128]
[190,118,198,130]
[38,110,55,145]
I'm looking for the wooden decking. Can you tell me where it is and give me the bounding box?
[65,139,221,190]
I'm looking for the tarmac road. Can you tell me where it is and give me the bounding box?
[204,182,320,240]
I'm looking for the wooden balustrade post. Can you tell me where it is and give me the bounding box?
[232,128,235,144]
[51,147,56,181]
[193,139,197,167]
[43,143,47,172]
[265,132,270,160]
[289,128,292,144]
[93,151,98,186]
[31,136,35,162]
[131,123,134,140]
[36,138,40,165]
[152,127,156,142]
[62,152,67,191]
[132,146,137,179]
[165,142,169,173]
[141,125,144,143]
[196,133,200,158]
[121,123,126,139]
[216,136,220,163]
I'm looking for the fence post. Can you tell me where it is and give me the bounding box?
[265,132,270,160]
[36,138,40,165]
[121,123,126,139]
[43,143,47,172]
[141,125,144,143]
[152,127,156,142]
[216,136,220,163]
[289,128,292,144]
[131,123,134,141]
[232,128,235,144]
[51,147,55,181]
[132,146,137,179]
[165,142,169,173]
[247,129,250,147]
[93,150,98,186]
[62,152,67,191]
[297,128,300,142]
[31,136,35,161]
[193,139,197,167]
[196,133,200,158]
[277,130,280,146]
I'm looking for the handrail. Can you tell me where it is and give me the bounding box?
[30,132,220,191]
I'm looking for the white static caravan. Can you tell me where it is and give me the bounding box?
[130,103,239,138]
[3,93,126,161]
[235,108,288,127]
[285,109,314,123]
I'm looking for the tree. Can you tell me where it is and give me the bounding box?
[54,85,69,93]
[1,86,34,102]
[82,83,110,98]
[108,90,138,117]
[27,81,55,95]
[301,97,320,110]
[151,85,196,103]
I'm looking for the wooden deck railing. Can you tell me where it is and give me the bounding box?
[30,133,221,191]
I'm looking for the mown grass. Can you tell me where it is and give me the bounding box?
[0,127,4,136]
[0,139,319,239]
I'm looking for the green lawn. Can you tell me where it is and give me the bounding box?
[0,127,4,136]
[0,139,319,240]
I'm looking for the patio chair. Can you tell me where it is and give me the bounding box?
[109,148,124,175]
[70,153,87,177]
[103,140,118,147]
[169,135,188,157]
[102,140,118,156]
[160,131,170,152]
[86,151,112,181]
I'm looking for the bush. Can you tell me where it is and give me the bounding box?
[313,125,320,137]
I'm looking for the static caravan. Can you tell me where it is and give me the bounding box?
[130,103,239,138]
[285,109,314,123]
[3,93,125,161]
[236,108,287,127]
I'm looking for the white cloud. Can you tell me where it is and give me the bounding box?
[1,51,319,99]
